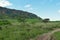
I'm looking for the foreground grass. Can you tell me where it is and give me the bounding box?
[0,19,60,40]
[53,32,60,40]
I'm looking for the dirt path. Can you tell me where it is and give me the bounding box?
[35,29,60,40]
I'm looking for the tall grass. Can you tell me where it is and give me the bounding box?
[0,19,60,40]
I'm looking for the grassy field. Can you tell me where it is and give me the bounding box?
[54,32,60,40]
[0,19,60,40]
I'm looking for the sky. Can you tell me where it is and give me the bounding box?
[0,0,60,21]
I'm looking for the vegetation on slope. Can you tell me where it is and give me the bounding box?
[0,7,41,20]
[54,32,60,40]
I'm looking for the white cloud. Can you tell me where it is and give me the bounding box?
[0,0,12,7]
[58,10,60,13]
[24,4,31,8]
[24,4,33,10]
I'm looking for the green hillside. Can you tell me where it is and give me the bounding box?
[0,7,41,19]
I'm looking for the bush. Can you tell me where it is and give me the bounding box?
[43,18,50,23]
[0,20,11,25]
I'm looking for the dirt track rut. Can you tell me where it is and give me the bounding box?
[36,29,60,40]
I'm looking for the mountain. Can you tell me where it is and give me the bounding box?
[0,7,42,20]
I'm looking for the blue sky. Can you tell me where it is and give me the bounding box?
[0,0,60,21]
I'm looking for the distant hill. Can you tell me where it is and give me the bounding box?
[0,7,42,20]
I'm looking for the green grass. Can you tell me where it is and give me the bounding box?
[0,19,60,40]
[54,32,60,40]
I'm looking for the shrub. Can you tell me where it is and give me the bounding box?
[0,20,11,25]
[43,18,50,23]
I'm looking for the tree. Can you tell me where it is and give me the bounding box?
[43,18,50,23]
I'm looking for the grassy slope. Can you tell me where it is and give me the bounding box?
[0,19,60,40]
[54,32,60,40]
